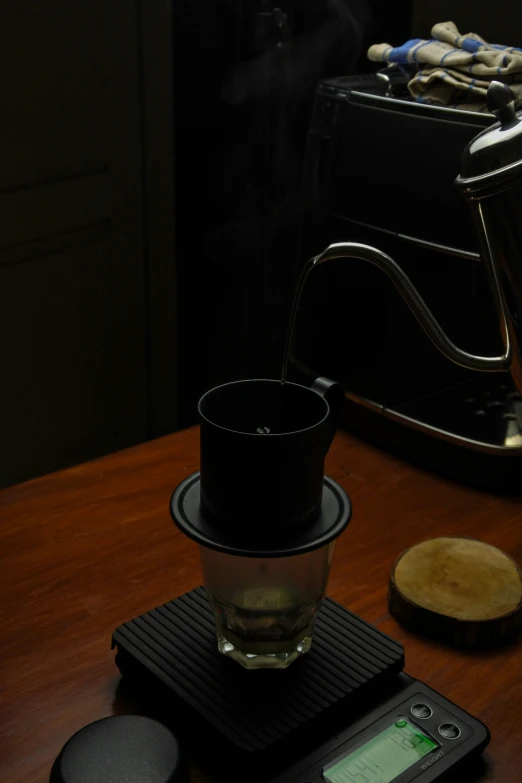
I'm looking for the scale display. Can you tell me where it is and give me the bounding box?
[323,719,438,783]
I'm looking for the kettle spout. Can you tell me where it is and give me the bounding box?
[314,242,511,374]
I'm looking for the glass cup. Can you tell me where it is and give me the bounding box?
[199,541,336,670]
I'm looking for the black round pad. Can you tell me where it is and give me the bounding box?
[50,715,187,783]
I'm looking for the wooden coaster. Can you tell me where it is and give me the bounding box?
[389,537,522,648]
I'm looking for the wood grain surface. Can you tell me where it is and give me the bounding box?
[1,427,521,782]
[389,537,522,648]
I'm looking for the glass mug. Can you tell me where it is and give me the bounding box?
[199,542,336,669]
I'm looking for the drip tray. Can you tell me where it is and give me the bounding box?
[112,587,404,759]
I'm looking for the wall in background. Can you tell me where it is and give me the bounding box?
[172,0,416,428]
[0,1,176,487]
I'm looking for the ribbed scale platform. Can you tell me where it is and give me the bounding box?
[113,587,404,754]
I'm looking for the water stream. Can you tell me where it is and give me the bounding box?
[280,255,318,384]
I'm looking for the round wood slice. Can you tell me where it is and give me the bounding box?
[389,537,522,648]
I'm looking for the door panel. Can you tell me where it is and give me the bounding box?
[0,232,119,483]
[0,1,107,191]
[0,0,150,487]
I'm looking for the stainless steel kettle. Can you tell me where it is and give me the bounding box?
[312,81,522,393]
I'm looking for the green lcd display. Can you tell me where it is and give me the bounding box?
[323,719,438,783]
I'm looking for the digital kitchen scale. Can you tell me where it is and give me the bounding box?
[112,587,490,783]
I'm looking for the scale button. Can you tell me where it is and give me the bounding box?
[411,704,432,719]
[438,723,461,739]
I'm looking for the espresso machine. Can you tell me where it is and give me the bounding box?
[292,75,522,490]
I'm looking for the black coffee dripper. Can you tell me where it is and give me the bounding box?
[170,376,352,669]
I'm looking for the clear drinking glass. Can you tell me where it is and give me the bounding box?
[199,541,335,669]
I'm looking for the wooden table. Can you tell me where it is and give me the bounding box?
[1,427,521,782]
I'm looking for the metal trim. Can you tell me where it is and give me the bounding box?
[331,214,480,262]
[383,406,522,456]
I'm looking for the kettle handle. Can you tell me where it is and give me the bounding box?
[311,376,345,452]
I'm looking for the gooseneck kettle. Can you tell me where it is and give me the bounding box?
[311,81,522,393]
